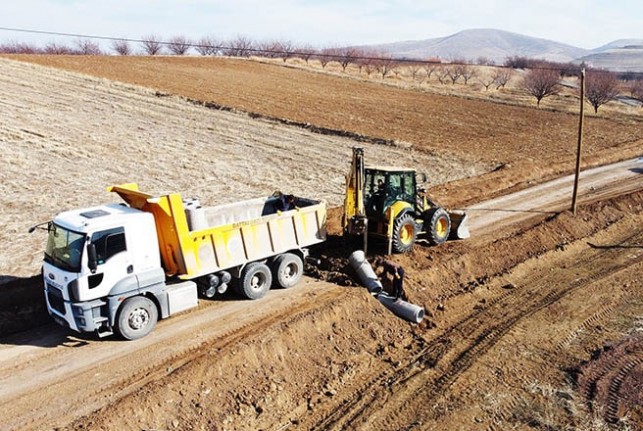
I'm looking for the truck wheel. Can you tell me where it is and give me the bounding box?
[272,253,303,289]
[239,262,272,300]
[424,207,451,245]
[115,296,158,340]
[392,212,417,253]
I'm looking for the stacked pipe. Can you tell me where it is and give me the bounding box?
[348,250,425,324]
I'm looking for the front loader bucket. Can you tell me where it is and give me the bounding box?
[448,210,470,240]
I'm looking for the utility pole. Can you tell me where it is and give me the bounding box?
[571,68,585,215]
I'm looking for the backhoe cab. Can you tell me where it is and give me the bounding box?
[343,147,469,254]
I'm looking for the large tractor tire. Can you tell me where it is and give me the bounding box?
[115,296,158,340]
[424,207,451,245]
[239,262,272,300]
[392,212,417,253]
[272,253,304,289]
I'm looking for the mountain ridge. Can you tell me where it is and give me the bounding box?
[356,29,643,72]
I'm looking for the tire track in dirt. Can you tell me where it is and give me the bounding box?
[0,285,344,431]
[555,305,616,351]
[575,333,643,425]
[302,229,643,430]
[604,356,642,424]
[378,232,643,431]
[480,261,642,430]
[394,229,643,429]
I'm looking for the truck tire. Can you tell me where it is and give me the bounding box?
[239,262,272,300]
[115,296,158,340]
[272,253,303,289]
[424,207,451,245]
[392,212,417,253]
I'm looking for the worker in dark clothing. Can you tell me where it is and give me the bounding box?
[367,179,387,216]
[274,193,297,212]
[374,257,405,300]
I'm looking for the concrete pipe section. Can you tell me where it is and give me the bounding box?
[348,250,425,324]
[348,250,383,295]
[376,293,425,324]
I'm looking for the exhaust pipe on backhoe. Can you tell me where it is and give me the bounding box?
[348,251,425,324]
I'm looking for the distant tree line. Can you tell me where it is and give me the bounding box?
[1,34,642,112]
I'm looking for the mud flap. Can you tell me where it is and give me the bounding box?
[448,210,470,240]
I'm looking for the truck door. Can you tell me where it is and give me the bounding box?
[87,227,133,297]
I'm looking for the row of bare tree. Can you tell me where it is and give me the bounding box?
[1,36,642,112]
[521,68,643,112]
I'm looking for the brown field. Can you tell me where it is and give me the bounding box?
[0,56,641,431]
[8,55,643,206]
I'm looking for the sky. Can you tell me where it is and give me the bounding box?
[1,0,642,50]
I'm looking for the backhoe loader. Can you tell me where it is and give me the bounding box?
[343,147,469,254]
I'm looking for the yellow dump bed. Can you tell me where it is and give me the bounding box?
[109,184,327,279]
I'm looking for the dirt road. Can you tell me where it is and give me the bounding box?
[467,157,643,235]
[1,159,640,431]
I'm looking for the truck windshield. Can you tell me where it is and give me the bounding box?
[44,223,85,272]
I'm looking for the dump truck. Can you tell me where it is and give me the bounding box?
[343,147,469,253]
[40,183,327,340]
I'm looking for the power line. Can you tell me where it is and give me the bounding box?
[0,25,492,66]
[0,25,588,72]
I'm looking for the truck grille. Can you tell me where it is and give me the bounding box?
[46,284,66,315]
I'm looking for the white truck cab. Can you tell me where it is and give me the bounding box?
[43,203,196,339]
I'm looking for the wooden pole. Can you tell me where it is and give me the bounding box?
[571,68,585,215]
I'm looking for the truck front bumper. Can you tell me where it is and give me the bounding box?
[45,283,108,334]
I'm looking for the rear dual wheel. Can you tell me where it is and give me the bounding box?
[238,262,272,300]
[236,254,304,300]
[272,253,303,289]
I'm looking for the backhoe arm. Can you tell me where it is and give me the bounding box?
[343,147,368,238]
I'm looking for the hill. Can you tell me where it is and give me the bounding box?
[359,29,643,71]
[579,42,643,72]
[593,39,643,52]
[359,29,589,63]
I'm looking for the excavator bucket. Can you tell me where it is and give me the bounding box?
[448,210,470,240]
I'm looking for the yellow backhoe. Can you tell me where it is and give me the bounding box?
[343,147,469,254]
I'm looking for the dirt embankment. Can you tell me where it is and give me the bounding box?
[6,55,643,207]
[57,190,643,431]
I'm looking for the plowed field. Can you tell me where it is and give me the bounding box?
[7,55,643,206]
[0,56,641,431]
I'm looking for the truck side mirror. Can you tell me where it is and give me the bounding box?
[87,244,98,273]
